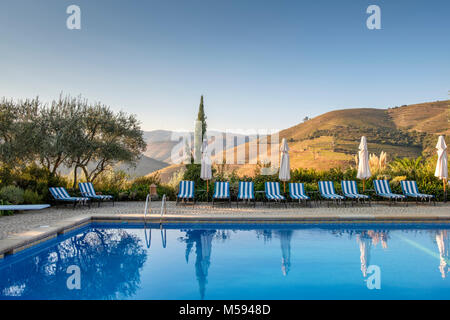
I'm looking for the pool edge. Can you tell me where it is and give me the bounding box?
[2,213,450,258]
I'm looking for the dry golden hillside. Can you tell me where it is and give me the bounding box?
[151,100,449,182]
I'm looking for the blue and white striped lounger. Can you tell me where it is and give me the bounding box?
[49,187,90,208]
[265,182,287,207]
[289,183,309,200]
[213,181,231,207]
[237,181,255,207]
[401,180,434,203]
[318,181,345,206]
[177,180,195,204]
[79,182,114,207]
[373,180,406,204]
[341,181,370,201]
[289,183,310,206]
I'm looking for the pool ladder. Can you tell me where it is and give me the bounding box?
[144,194,167,220]
[143,194,167,248]
[144,194,152,217]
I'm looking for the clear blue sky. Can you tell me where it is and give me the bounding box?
[0,0,449,132]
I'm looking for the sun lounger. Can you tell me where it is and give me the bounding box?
[400,180,434,204]
[237,181,255,207]
[176,180,195,205]
[341,180,370,205]
[79,182,114,207]
[212,181,231,207]
[318,181,345,206]
[265,182,287,207]
[373,179,406,205]
[289,183,311,206]
[49,187,90,208]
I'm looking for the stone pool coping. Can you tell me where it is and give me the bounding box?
[2,210,450,258]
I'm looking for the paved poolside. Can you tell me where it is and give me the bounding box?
[1,201,450,240]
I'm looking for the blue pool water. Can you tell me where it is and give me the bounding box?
[1,222,450,300]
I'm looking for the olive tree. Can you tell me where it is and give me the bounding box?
[0,95,147,187]
[38,96,87,175]
[68,103,146,184]
[0,97,41,166]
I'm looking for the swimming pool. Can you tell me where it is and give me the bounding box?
[1,222,450,300]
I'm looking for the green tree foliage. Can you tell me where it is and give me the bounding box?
[388,157,425,180]
[0,95,147,186]
[38,96,85,175]
[72,103,147,183]
[0,97,41,166]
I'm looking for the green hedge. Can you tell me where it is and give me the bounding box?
[0,158,448,206]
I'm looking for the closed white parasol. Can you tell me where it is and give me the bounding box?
[357,136,371,191]
[279,138,290,193]
[435,136,448,199]
[200,140,212,193]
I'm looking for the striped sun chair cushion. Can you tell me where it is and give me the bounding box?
[178,181,195,199]
[289,183,310,200]
[213,182,230,199]
[238,181,254,199]
[265,182,285,200]
[318,181,345,200]
[341,181,369,199]
[373,180,405,199]
[401,181,433,199]
[49,187,88,202]
[79,182,113,200]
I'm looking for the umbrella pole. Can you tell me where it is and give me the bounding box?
[283,181,286,193]
[444,179,447,203]
[363,179,365,193]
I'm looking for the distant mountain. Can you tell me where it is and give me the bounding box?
[58,154,169,178]
[116,155,169,177]
[143,129,252,164]
[149,100,449,182]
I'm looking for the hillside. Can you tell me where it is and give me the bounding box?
[150,100,449,182]
[143,130,252,164]
[143,130,186,163]
[58,155,169,178]
[116,155,169,177]
[279,100,449,167]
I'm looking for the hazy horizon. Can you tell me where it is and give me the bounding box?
[1,0,449,132]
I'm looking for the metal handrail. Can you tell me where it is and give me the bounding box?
[144,225,151,249]
[160,194,167,218]
[144,194,151,218]
[160,227,167,248]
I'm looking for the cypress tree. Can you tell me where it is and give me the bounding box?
[197,95,207,141]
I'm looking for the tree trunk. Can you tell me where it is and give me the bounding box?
[81,166,90,182]
[72,165,79,189]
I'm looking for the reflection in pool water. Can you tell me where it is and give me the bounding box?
[0,223,450,299]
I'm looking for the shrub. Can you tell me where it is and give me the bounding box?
[157,184,176,201]
[23,189,43,204]
[130,174,161,194]
[91,170,130,198]
[0,186,24,204]
[0,200,13,216]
